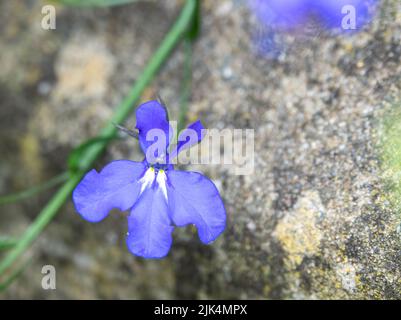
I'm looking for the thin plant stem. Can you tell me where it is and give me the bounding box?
[178,38,193,133]
[0,257,31,292]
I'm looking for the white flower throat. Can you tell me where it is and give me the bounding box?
[139,167,168,201]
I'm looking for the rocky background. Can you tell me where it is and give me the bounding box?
[0,0,400,299]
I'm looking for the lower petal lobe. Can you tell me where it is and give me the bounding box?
[166,170,226,244]
[127,187,173,258]
[72,160,146,223]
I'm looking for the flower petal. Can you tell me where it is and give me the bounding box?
[170,120,205,159]
[316,0,377,32]
[249,0,310,30]
[127,186,173,258]
[166,170,226,244]
[135,100,171,156]
[72,160,146,223]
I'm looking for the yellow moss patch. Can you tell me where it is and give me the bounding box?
[18,133,43,183]
[377,101,401,214]
[274,190,324,268]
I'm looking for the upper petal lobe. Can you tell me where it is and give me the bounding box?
[166,170,226,244]
[170,120,205,159]
[72,160,146,223]
[135,100,171,156]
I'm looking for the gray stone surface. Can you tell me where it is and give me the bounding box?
[0,0,400,299]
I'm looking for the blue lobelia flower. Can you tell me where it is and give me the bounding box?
[249,0,378,32]
[72,100,226,259]
[249,0,311,30]
[249,0,378,57]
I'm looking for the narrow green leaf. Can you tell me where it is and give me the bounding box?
[187,0,201,41]
[0,257,31,292]
[68,136,119,173]
[177,0,199,133]
[0,237,17,250]
[178,38,193,133]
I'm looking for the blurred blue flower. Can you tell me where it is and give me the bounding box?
[315,0,378,32]
[249,0,378,32]
[73,101,226,259]
[249,0,378,58]
[249,0,311,30]
[252,27,283,58]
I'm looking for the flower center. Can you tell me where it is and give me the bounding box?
[139,167,156,194]
[156,169,168,201]
[138,166,168,201]
[152,162,169,171]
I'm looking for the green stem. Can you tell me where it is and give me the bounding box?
[0,257,31,292]
[0,237,18,250]
[0,0,197,278]
[178,38,193,133]
[0,172,69,206]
